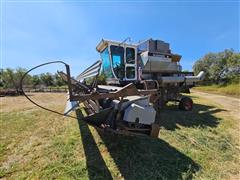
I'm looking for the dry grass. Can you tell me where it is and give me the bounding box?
[0,93,66,112]
[194,83,240,97]
[0,93,239,179]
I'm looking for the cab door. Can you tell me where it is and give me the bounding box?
[125,47,137,81]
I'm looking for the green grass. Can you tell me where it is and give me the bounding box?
[0,94,239,179]
[194,83,240,97]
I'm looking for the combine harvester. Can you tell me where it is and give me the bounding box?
[22,38,205,138]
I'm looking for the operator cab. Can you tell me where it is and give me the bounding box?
[96,39,137,85]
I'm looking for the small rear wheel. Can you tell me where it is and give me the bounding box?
[150,123,160,138]
[179,97,193,111]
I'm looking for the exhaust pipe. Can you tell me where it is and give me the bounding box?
[160,71,205,84]
[185,71,205,83]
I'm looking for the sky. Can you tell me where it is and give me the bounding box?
[1,0,239,76]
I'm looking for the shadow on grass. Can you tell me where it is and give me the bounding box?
[75,110,200,180]
[97,131,200,180]
[76,110,113,180]
[158,103,225,130]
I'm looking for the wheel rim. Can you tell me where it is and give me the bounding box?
[185,101,192,110]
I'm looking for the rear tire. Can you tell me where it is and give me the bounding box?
[150,123,160,138]
[179,97,193,111]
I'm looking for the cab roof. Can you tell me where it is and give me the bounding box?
[96,39,137,52]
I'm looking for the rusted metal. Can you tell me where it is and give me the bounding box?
[59,65,161,137]
[71,83,158,102]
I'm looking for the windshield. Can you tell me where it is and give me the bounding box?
[100,47,114,78]
[110,45,125,79]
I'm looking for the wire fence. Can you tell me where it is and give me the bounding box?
[0,87,68,97]
[23,87,68,93]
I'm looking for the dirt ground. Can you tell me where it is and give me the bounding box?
[0,92,239,179]
[0,93,66,113]
[191,90,240,121]
[1,91,239,120]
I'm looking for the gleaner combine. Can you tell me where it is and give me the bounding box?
[21,38,205,137]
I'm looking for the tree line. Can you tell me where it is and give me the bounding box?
[0,68,66,91]
[0,49,239,92]
[193,49,240,85]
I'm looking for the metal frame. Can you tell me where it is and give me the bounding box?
[61,65,158,103]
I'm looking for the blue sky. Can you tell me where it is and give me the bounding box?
[1,1,239,76]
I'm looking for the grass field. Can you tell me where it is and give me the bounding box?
[0,93,239,179]
[193,83,240,97]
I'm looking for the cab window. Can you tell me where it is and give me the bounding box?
[110,45,125,79]
[126,47,135,64]
[100,47,114,78]
[126,67,135,79]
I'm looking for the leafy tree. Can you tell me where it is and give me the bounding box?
[31,75,41,87]
[225,52,240,83]
[193,49,240,84]
[1,68,15,88]
[53,73,66,86]
[0,69,3,87]
[97,73,107,85]
[1,68,31,91]
[15,67,32,87]
[40,73,54,86]
[1,68,69,90]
